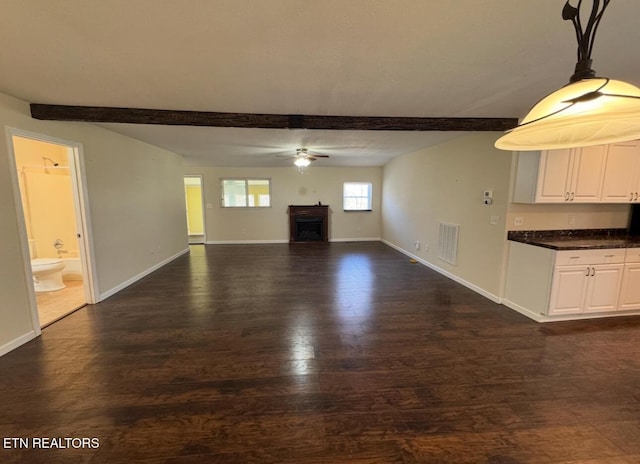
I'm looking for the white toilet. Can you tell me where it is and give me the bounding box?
[31,258,66,292]
[28,240,66,293]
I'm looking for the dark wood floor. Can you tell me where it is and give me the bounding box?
[2,242,640,463]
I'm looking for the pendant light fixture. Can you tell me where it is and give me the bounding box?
[495,0,640,151]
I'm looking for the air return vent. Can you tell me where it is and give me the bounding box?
[438,222,459,265]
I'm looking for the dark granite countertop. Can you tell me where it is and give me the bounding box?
[508,229,640,250]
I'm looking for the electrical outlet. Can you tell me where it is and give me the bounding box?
[568,215,576,225]
[414,240,420,250]
[490,215,499,225]
[514,216,524,226]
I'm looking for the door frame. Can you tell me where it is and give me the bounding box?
[6,127,98,330]
[184,174,206,243]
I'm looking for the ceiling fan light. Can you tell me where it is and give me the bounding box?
[496,78,640,151]
[294,157,311,167]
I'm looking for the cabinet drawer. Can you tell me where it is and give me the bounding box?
[555,249,625,266]
[625,248,640,263]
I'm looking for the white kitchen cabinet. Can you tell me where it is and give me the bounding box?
[600,141,640,203]
[583,264,624,313]
[534,148,573,202]
[570,145,610,203]
[504,242,628,319]
[548,265,589,315]
[548,263,623,316]
[513,145,607,203]
[618,249,640,310]
[619,263,640,310]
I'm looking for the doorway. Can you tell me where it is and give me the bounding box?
[184,175,205,244]
[9,130,95,328]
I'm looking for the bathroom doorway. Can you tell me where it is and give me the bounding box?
[9,130,95,328]
[184,175,205,244]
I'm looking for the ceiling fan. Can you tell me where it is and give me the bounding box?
[279,148,330,168]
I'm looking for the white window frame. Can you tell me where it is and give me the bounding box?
[221,178,271,208]
[343,182,372,211]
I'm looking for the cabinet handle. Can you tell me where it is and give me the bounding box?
[635,192,638,201]
[631,193,635,202]
[591,267,595,276]
[586,267,590,276]
[570,192,575,201]
[565,192,570,201]
[605,254,614,258]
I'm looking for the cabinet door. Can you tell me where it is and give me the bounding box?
[549,265,589,315]
[619,263,640,310]
[535,148,573,203]
[570,145,607,202]
[583,264,623,313]
[601,142,640,203]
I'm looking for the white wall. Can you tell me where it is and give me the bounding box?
[382,133,512,299]
[183,166,382,242]
[0,91,188,355]
[87,136,188,295]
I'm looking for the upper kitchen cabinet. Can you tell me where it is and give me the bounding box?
[513,145,608,203]
[600,141,640,203]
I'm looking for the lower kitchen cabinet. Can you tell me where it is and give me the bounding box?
[548,265,589,315]
[549,264,623,315]
[505,242,635,320]
[619,263,640,310]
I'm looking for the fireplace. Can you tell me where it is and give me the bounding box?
[288,205,329,243]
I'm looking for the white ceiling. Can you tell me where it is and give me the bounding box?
[1,0,640,167]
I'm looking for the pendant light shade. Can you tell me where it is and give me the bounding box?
[495,78,640,151]
[495,0,640,151]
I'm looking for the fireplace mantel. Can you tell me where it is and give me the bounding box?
[288,205,329,243]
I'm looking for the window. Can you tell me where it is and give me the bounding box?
[221,178,271,207]
[343,182,372,211]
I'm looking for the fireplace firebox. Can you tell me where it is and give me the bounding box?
[288,205,329,243]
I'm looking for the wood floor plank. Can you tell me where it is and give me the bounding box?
[0,242,639,463]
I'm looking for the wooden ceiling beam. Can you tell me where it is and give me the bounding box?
[30,104,517,131]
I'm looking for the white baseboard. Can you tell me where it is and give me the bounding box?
[99,248,190,301]
[0,330,38,357]
[501,299,545,322]
[206,239,289,245]
[330,237,381,242]
[502,298,640,323]
[205,238,381,244]
[382,239,501,304]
